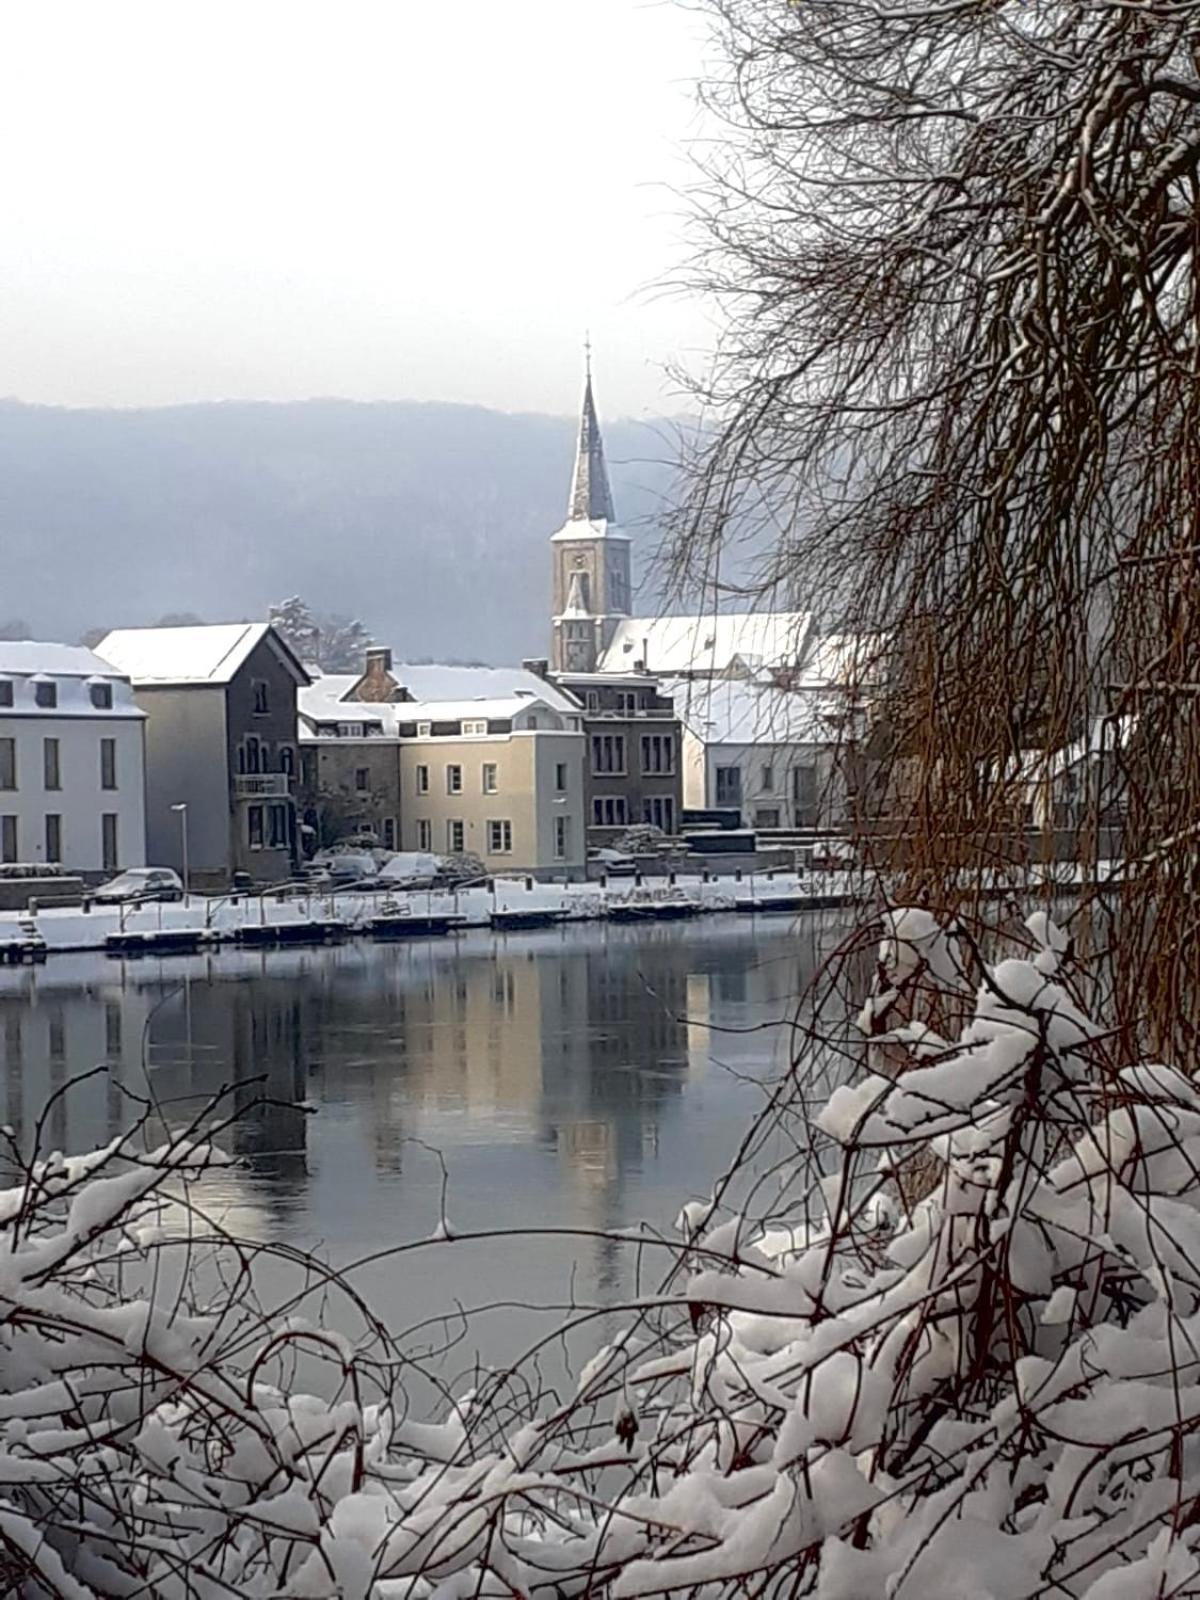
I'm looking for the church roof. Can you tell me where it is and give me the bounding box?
[568,372,617,524]
[597,612,814,677]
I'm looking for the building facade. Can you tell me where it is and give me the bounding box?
[97,624,309,887]
[0,643,146,875]
[539,668,683,840]
[669,677,849,832]
[298,654,588,876]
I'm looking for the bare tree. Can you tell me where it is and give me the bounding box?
[670,0,1200,1047]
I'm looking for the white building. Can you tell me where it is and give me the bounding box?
[665,676,851,831]
[0,642,146,873]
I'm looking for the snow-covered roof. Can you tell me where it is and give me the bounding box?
[298,666,582,740]
[0,642,129,679]
[97,623,309,687]
[662,677,844,747]
[793,633,882,691]
[598,612,814,677]
[393,664,580,717]
[0,641,142,719]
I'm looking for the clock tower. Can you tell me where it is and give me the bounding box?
[550,357,632,674]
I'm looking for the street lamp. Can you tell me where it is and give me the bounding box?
[170,803,189,900]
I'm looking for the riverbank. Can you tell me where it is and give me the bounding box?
[0,870,855,959]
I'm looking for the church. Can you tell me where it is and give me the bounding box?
[539,362,865,838]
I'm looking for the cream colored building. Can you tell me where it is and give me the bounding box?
[298,655,587,876]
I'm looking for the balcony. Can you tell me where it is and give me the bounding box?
[235,773,292,799]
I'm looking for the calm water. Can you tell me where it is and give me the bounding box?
[0,917,841,1369]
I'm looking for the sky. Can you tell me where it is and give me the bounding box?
[0,0,715,419]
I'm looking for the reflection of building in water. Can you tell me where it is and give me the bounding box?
[0,956,310,1234]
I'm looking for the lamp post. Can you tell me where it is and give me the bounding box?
[170,803,189,901]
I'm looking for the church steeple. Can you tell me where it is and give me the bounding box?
[568,366,617,525]
[550,349,632,675]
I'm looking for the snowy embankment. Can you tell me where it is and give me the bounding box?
[0,858,1122,959]
[0,871,848,957]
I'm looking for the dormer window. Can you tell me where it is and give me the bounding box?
[417,721,432,737]
[462,719,487,736]
[90,681,113,709]
[0,681,11,708]
[34,678,57,709]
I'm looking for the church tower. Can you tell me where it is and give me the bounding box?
[550,357,632,674]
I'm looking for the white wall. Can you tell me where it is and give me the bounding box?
[0,714,146,872]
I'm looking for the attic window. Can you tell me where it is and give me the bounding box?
[90,681,113,709]
[33,678,57,709]
[0,680,11,709]
[417,721,432,737]
[462,719,487,736]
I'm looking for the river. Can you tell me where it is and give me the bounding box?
[0,915,846,1374]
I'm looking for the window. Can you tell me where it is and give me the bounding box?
[555,762,568,793]
[586,691,600,712]
[279,745,295,777]
[43,738,60,791]
[554,815,570,860]
[89,681,112,709]
[462,719,487,736]
[640,734,675,775]
[755,807,781,830]
[243,736,261,775]
[417,721,432,737]
[616,691,637,715]
[101,813,118,871]
[355,767,370,792]
[591,733,626,775]
[482,762,498,794]
[446,764,463,794]
[0,682,11,708]
[715,766,743,806]
[44,814,62,862]
[761,764,775,793]
[252,679,270,714]
[486,819,513,854]
[100,738,117,790]
[417,818,432,851]
[248,804,264,849]
[592,796,628,827]
[416,764,430,794]
[383,817,396,850]
[446,819,465,853]
[34,680,56,709]
[793,764,818,822]
[643,796,675,833]
[0,739,13,790]
[268,803,289,848]
[338,722,365,738]
[0,816,15,863]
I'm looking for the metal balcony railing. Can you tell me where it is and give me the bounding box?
[235,773,292,799]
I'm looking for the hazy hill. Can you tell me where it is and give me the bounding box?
[0,398,684,664]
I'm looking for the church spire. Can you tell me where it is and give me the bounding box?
[568,355,617,525]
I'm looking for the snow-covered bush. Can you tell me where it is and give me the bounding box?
[6,906,1200,1595]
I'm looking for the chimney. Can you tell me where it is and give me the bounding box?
[357,646,397,704]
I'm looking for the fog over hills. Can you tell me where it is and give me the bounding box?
[0,398,684,664]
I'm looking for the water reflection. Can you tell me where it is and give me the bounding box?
[0,918,836,1347]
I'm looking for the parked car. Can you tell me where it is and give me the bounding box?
[799,838,857,872]
[589,847,639,877]
[94,867,185,904]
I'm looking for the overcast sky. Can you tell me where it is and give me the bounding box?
[0,0,713,419]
